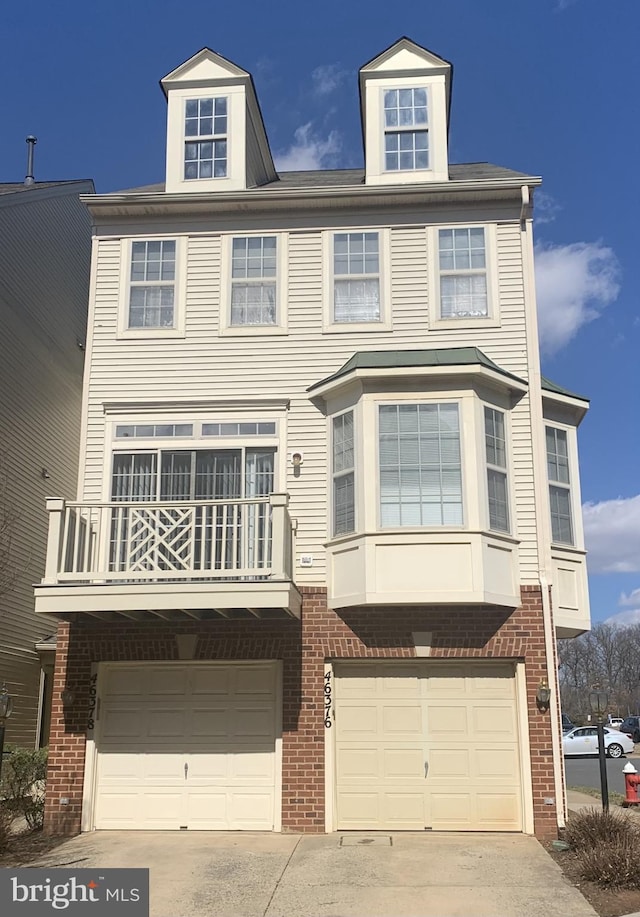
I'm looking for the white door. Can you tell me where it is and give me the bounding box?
[334,662,522,831]
[94,662,278,830]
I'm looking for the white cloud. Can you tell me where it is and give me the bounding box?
[604,590,640,627]
[311,64,347,97]
[275,123,342,171]
[534,241,620,354]
[534,191,562,226]
[583,494,640,574]
[555,0,580,10]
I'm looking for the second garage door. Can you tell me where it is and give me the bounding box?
[334,662,523,831]
[93,662,278,830]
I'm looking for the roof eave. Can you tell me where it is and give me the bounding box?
[308,363,528,402]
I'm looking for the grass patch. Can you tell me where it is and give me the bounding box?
[568,785,626,806]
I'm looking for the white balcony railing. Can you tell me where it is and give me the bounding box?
[42,493,294,585]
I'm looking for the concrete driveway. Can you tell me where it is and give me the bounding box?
[30,831,596,917]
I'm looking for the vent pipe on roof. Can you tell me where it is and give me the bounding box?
[24,136,37,186]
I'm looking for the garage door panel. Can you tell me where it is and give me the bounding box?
[94,663,278,831]
[335,662,522,832]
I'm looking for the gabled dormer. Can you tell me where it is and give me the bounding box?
[359,37,452,185]
[161,48,277,194]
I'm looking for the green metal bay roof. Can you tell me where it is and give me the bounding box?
[308,347,526,391]
[541,376,589,403]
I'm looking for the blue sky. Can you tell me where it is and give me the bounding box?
[1,0,637,624]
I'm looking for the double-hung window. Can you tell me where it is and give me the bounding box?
[379,403,462,527]
[184,97,227,180]
[332,411,355,535]
[333,232,380,323]
[546,426,573,545]
[383,88,429,172]
[128,240,176,329]
[484,407,509,532]
[231,236,277,326]
[438,228,488,319]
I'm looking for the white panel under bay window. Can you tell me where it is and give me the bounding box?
[333,411,355,536]
[378,403,462,527]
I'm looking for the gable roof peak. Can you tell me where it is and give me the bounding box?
[160,47,249,97]
[360,36,453,75]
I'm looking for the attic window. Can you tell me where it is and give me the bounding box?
[383,88,429,172]
[184,97,228,179]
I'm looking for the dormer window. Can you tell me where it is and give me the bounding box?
[383,88,428,172]
[184,97,228,180]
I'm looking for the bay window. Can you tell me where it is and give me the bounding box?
[546,426,573,545]
[379,403,462,527]
[484,407,509,532]
[332,411,355,535]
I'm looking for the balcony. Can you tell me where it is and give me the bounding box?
[34,493,301,620]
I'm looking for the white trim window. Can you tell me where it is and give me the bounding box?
[332,411,355,536]
[128,240,176,329]
[333,232,380,323]
[438,228,488,319]
[231,236,277,326]
[484,407,509,533]
[184,97,228,180]
[379,403,462,527]
[383,88,429,172]
[546,426,574,545]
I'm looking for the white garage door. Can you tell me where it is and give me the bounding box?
[334,662,522,831]
[94,662,278,830]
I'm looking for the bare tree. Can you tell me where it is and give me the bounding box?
[558,623,640,720]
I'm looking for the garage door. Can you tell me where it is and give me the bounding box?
[94,662,278,830]
[334,662,522,831]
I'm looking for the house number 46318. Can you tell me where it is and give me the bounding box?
[324,671,332,728]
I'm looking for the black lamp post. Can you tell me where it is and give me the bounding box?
[589,684,609,812]
[0,683,14,783]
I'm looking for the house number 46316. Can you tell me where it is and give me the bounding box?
[324,671,332,728]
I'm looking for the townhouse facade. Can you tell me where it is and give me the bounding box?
[0,176,93,747]
[36,39,590,839]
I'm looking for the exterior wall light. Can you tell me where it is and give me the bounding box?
[61,688,75,707]
[290,451,304,467]
[536,680,551,711]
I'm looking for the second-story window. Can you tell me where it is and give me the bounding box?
[383,88,429,172]
[332,411,355,536]
[485,407,509,533]
[128,240,176,329]
[438,228,488,319]
[184,97,227,180]
[379,403,462,527]
[231,236,277,326]
[333,232,380,323]
[546,426,574,545]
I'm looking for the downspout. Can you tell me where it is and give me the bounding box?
[520,184,566,829]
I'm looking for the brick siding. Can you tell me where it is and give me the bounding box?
[44,585,559,839]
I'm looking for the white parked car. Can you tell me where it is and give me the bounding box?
[562,726,634,759]
[607,717,624,729]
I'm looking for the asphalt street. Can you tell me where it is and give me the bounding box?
[565,752,640,796]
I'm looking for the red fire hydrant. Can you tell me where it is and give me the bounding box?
[623,762,640,807]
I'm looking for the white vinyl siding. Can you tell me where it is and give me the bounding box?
[546,426,573,545]
[231,236,277,326]
[484,407,509,533]
[184,97,228,180]
[128,240,176,329]
[333,233,380,323]
[438,228,488,319]
[332,411,355,536]
[84,218,540,584]
[383,88,428,172]
[379,403,462,527]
